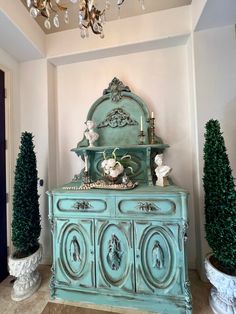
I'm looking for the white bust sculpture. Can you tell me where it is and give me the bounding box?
[154,154,172,187]
[84,120,99,147]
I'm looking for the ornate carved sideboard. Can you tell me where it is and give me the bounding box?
[47,78,192,314]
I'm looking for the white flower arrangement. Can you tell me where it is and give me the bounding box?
[101,148,134,179]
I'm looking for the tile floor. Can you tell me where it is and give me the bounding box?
[0,265,213,314]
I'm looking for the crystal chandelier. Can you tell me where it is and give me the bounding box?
[26,0,145,39]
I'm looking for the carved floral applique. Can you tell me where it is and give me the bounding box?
[98,108,138,129]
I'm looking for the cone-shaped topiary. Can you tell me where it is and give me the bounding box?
[203,119,236,273]
[12,132,41,258]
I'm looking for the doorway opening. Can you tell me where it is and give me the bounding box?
[0,69,8,281]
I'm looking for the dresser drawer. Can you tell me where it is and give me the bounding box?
[116,196,183,218]
[54,197,114,216]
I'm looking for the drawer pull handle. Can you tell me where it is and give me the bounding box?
[73,201,93,211]
[137,201,160,213]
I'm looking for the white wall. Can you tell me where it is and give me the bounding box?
[193,25,236,277]
[20,59,52,264]
[185,34,202,273]
[47,6,190,65]
[47,62,58,190]
[57,45,196,268]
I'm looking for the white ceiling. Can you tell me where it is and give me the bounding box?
[196,0,236,31]
[0,10,43,62]
[20,0,192,34]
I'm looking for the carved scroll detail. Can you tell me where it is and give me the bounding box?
[182,220,189,242]
[49,216,54,233]
[70,236,81,262]
[73,200,92,211]
[103,77,131,102]
[106,234,122,270]
[152,241,164,269]
[137,201,160,213]
[98,108,138,129]
[50,266,56,299]
[184,280,192,310]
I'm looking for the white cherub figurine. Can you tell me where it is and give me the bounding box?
[154,154,172,187]
[84,120,99,147]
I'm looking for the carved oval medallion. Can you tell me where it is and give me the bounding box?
[99,224,130,286]
[140,226,176,289]
[60,224,87,280]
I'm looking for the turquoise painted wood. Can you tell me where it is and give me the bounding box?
[95,219,135,293]
[47,186,191,313]
[47,78,192,314]
[53,218,95,289]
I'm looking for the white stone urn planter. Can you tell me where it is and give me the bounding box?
[205,253,236,314]
[8,244,42,301]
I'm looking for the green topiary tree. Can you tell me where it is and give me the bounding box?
[203,119,236,273]
[12,132,41,258]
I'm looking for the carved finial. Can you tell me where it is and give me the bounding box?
[103,77,131,102]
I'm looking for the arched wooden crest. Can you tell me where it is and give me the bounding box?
[77,77,160,147]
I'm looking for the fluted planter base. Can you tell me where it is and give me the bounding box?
[8,245,42,301]
[205,253,236,314]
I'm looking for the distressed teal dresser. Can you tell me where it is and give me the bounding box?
[47,78,192,314]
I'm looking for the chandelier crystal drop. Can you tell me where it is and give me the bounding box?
[44,18,51,30]
[26,0,32,8]
[139,0,145,10]
[26,0,145,38]
[64,10,69,24]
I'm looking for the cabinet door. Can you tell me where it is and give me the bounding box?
[134,221,184,296]
[95,219,135,293]
[54,218,95,289]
